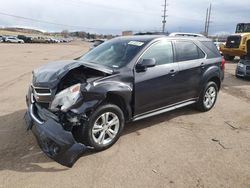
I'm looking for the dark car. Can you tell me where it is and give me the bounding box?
[25,35,224,167]
[236,60,250,79]
[17,35,32,43]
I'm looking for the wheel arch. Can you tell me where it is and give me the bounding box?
[208,76,221,90]
[105,92,132,122]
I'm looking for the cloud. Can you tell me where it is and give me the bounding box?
[0,0,249,35]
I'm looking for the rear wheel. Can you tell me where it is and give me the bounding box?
[224,55,235,61]
[78,103,125,151]
[195,81,218,112]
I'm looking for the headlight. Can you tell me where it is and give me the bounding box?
[238,63,244,68]
[50,83,82,112]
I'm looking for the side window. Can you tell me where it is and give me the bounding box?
[141,41,173,65]
[176,41,204,61]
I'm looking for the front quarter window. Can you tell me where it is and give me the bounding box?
[79,39,146,68]
[141,41,174,65]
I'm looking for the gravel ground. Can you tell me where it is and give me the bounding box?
[0,41,249,188]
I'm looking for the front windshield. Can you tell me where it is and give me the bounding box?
[79,38,146,68]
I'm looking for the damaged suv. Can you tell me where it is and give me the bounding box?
[25,35,224,167]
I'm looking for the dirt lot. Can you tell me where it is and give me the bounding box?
[0,41,250,188]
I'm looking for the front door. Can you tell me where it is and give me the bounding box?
[134,40,180,115]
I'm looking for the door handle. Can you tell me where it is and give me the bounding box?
[200,62,205,68]
[169,69,176,76]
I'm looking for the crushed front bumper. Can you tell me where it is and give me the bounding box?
[24,103,86,167]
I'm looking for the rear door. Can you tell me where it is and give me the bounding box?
[174,40,206,101]
[134,40,180,115]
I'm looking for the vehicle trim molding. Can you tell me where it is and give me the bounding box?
[133,99,197,121]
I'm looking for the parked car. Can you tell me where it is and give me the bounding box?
[17,35,32,43]
[5,36,24,43]
[0,36,3,43]
[169,32,205,37]
[24,35,224,167]
[236,60,250,78]
[31,37,48,43]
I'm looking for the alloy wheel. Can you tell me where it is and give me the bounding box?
[92,112,120,146]
[203,86,216,109]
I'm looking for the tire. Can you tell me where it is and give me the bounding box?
[195,81,218,112]
[78,103,125,151]
[224,55,235,61]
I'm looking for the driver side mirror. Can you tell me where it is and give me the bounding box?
[136,58,156,72]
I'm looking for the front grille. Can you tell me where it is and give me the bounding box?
[34,88,51,94]
[31,85,52,103]
[246,66,250,70]
[226,36,241,48]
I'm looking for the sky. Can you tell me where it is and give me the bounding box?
[0,0,249,35]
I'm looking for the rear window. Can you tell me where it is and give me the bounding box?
[175,41,205,61]
[201,41,221,57]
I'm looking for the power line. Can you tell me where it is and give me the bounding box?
[0,11,123,31]
[64,0,160,16]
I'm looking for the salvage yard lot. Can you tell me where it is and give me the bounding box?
[0,41,250,188]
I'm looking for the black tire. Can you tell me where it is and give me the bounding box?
[78,103,125,151]
[195,81,218,112]
[224,55,235,61]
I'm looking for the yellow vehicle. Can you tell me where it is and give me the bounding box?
[220,23,250,60]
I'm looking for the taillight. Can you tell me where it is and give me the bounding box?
[221,57,225,70]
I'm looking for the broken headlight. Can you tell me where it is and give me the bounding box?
[50,84,82,112]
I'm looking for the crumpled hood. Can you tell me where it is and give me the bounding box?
[32,60,113,88]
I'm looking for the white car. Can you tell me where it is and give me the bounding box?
[169,32,205,37]
[5,37,24,43]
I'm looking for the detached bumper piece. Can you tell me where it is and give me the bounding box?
[24,104,86,167]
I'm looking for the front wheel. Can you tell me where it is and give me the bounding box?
[80,104,125,151]
[195,81,218,112]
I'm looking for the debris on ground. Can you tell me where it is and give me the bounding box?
[225,121,239,130]
[211,138,231,149]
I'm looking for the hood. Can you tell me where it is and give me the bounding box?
[32,60,113,88]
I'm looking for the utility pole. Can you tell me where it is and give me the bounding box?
[204,8,209,36]
[162,0,168,33]
[206,3,212,36]
[204,3,212,36]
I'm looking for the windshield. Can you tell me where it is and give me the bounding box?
[79,38,146,68]
[236,23,250,33]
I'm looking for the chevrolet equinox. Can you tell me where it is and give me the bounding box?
[25,35,224,167]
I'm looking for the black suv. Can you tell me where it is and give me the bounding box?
[25,35,224,167]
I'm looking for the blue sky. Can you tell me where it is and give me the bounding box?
[0,0,249,35]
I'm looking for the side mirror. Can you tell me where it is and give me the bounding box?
[136,58,156,72]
